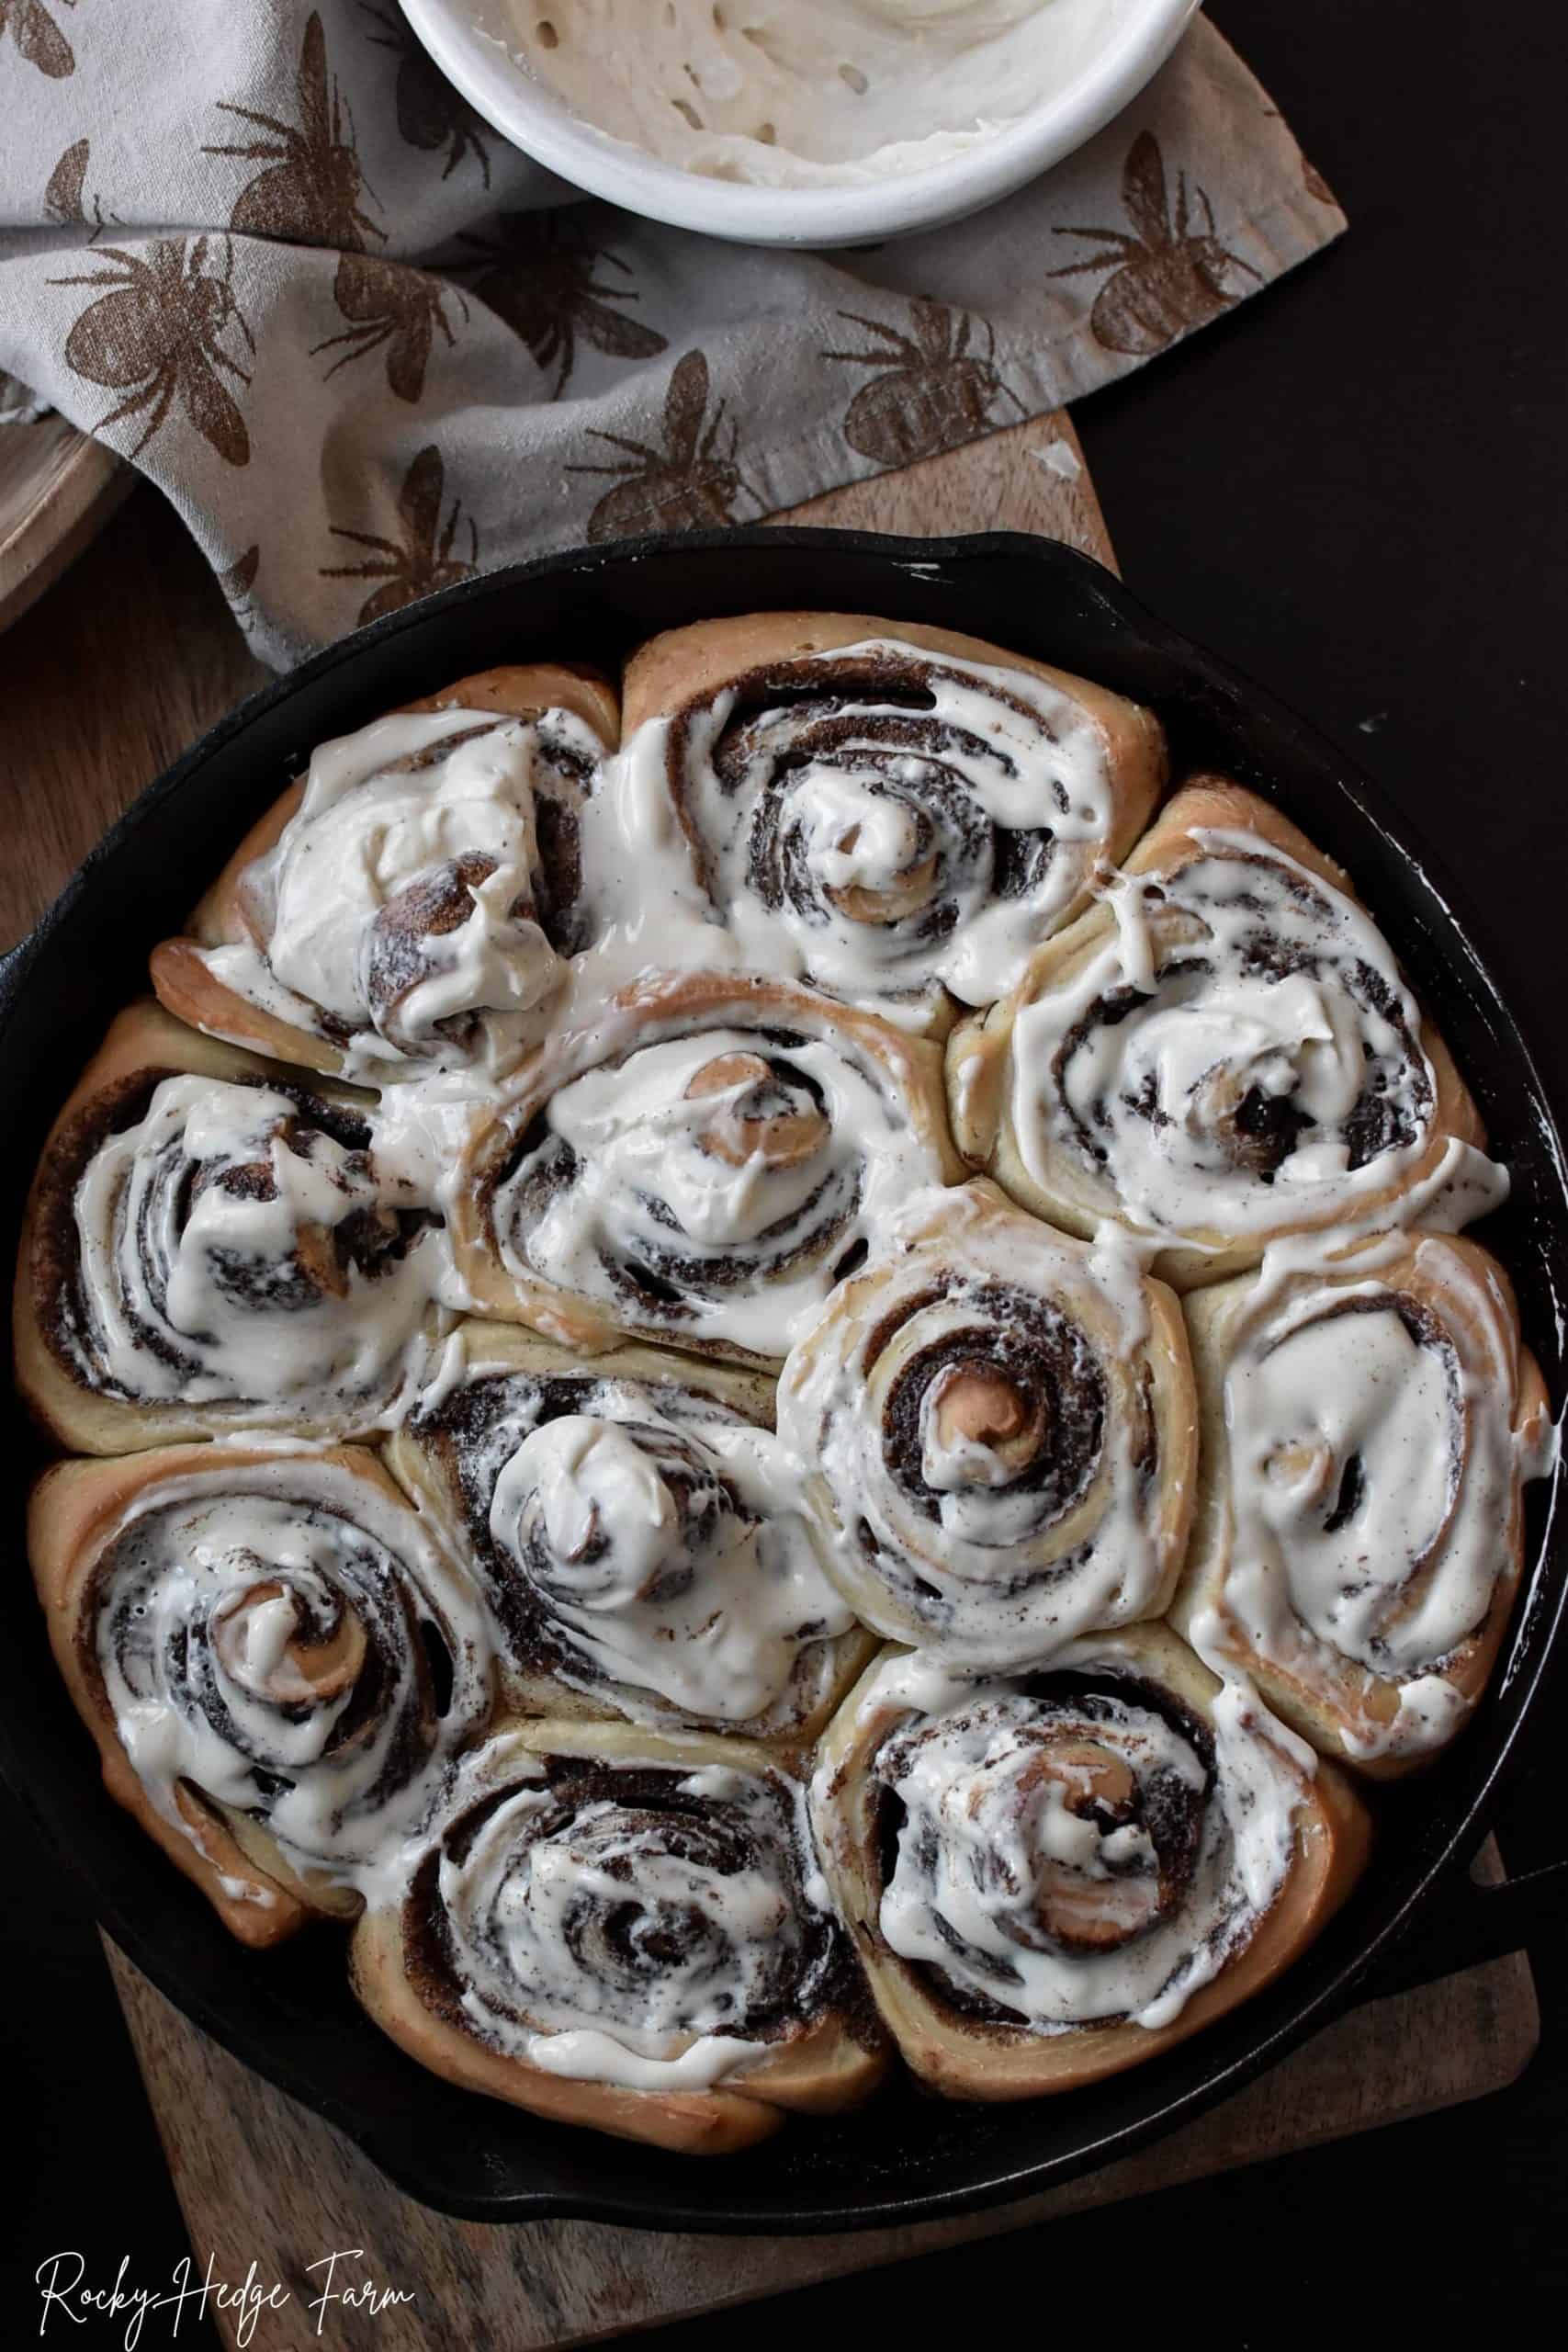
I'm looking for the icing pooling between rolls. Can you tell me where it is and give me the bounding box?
[605,639,1132,1028]
[91,1457,493,1894]
[1209,1232,1547,1758]
[199,706,606,1079]
[1009,829,1498,1250]
[484,1017,949,1358]
[408,1738,840,2088]
[63,1074,443,1427]
[412,1347,855,1729]
[842,1644,1303,2033]
[506,0,1122,188]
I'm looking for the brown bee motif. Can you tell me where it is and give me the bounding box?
[361,2,491,185]
[457,210,667,398]
[1301,153,1335,207]
[220,545,262,631]
[823,300,1023,468]
[1050,130,1259,357]
[207,10,382,251]
[571,350,754,543]
[312,254,463,403]
[1262,107,1336,209]
[0,0,74,78]
[44,137,114,238]
[52,237,254,466]
[321,444,479,624]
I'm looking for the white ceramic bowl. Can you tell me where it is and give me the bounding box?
[399,0,1201,248]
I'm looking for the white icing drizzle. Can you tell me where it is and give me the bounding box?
[505,0,1116,189]
[1009,829,1501,1249]
[834,1641,1303,2034]
[65,1073,445,1430]
[199,706,606,1080]
[1210,1231,1548,1758]
[408,1733,838,2091]
[93,1456,493,1890]
[485,1017,950,1359]
[778,1183,1189,1668]
[589,639,1125,1030]
[421,1353,854,1729]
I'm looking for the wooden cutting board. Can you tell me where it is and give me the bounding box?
[0,410,1539,2351]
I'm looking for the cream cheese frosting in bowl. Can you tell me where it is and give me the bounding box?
[398,0,1201,245]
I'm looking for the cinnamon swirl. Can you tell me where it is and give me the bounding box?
[778,1181,1198,1668]
[28,1443,494,1944]
[385,1321,875,1738]
[949,781,1496,1286]
[1172,1233,1552,1774]
[350,1720,885,2151]
[151,664,618,1084]
[451,969,963,1364]
[811,1628,1370,2098]
[15,1002,447,1453]
[609,612,1166,1034]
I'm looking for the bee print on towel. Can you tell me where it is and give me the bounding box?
[45,138,115,237]
[53,238,254,465]
[824,300,1022,468]
[220,545,261,631]
[1049,131,1259,357]
[321,444,479,624]
[572,351,754,543]
[458,210,667,398]
[361,2,491,185]
[312,255,462,403]
[208,10,382,251]
[0,0,74,78]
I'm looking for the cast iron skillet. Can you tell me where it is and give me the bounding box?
[2,529,1565,2233]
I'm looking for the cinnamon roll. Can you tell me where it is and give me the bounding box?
[949,782,1496,1287]
[150,664,619,1084]
[609,612,1166,1035]
[350,1720,886,2152]
[28,1443,493,1944]
[1172,1233,1552,1775]
[385,1321,875,1738]
[811,1628,1370,2098]
[14,1002,447,1453]
[778,1181,1198,1669]
[451,970,963,1364]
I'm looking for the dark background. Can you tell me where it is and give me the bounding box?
[6,0,1565,2338]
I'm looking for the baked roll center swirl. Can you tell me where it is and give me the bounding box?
[610,620,1167,1032]
[91,1468,491,1883]
[401,1350,855,1732]
[61,1073,438,1421]
[414,1753,840,2078]
[780,1182,1197,1668]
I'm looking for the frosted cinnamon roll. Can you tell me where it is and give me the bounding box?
[778,1182,1197,1669]
[386,1322,874,1738]
[949,782,1496,1287]
[451,970,963,1364]
[350,1721,885,2152]
[15,1003,446,1454]
[28,1443,493,1945]
[811,1629,1370,2098]
[611,612,1166,1035]
[1173,1234,1552,1775]
[151,664,618,1084]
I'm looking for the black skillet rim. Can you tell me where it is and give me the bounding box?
[0,526,1562,2234]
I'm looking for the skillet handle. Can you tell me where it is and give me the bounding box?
[1359,1851,1568,2001]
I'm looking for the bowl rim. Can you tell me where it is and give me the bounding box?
[396,0,1201,246]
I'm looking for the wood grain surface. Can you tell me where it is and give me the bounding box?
[4,405,1540,2349]
[0,415,130,641]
